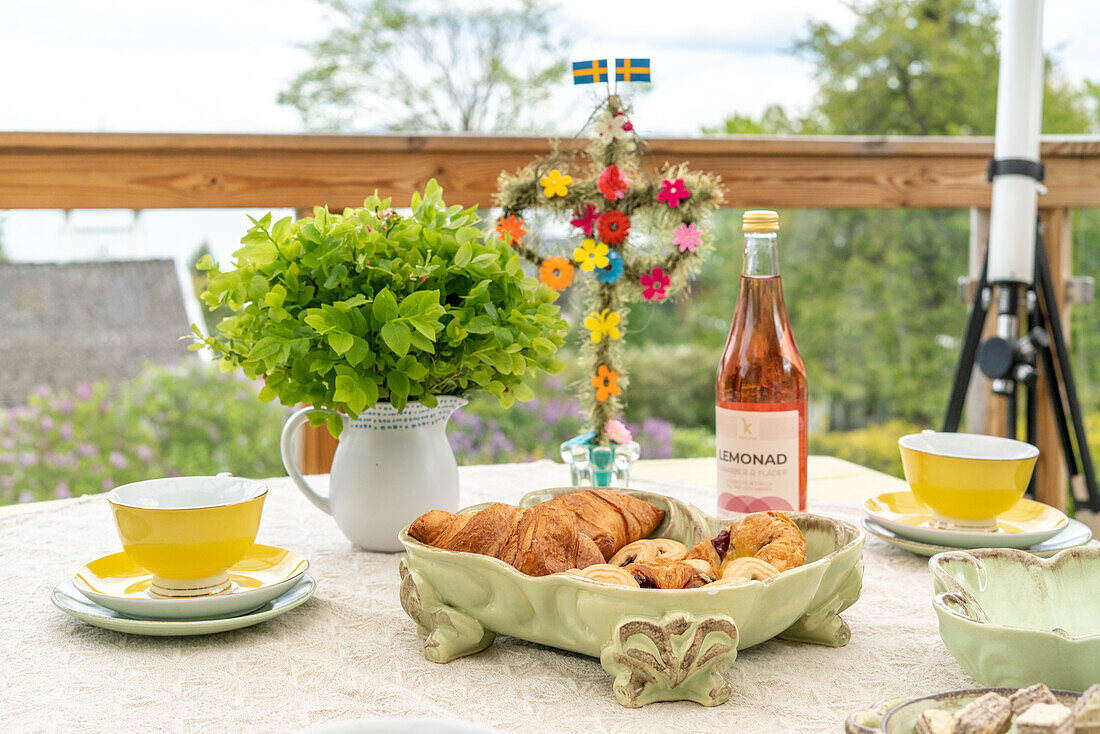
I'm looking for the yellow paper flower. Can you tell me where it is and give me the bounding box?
[539,168,572,198]
[573,239,610,271]
[584,308,622,343]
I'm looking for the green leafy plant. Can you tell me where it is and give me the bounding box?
[193,180,568,435]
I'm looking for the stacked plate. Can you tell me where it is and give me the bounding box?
[52,544,315,636]
[862,490,1093,557]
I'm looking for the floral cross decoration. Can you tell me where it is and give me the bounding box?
[494,95,723,444]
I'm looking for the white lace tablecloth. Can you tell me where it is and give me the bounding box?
[0,460,976,733]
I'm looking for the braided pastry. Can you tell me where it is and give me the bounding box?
[609,538,688,567]
[565,564,640,588]
[718,556,780,582]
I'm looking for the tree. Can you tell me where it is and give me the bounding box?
[279,0,568,132]
[674,0,1100,432]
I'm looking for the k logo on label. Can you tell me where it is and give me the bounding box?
[739,417,755,438]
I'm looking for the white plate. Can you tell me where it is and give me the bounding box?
[862,517,1093,558]
[52,575,315,636]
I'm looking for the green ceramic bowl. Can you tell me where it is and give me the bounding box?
[930,546,1100,692]
[399,486,864,707]
[845,688,1081,733]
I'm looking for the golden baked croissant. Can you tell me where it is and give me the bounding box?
[685,511,806,575]
[542,489,665,560]
[408,502,604,576]
[624,558,715,589]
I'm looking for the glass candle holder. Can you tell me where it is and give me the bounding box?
[559,432,641,487]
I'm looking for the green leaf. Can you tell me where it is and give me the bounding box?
[408,331,436,353]
[328,331,354,355]
[372,288,398,322]
[454,242,473,268]
[380,320,411,356]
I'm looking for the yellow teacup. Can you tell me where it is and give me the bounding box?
[898,431,1038,530]
[106,475,267,597]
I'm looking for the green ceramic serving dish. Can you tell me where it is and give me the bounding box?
[399,486,864,707]
[845,687,1081,733]
[930,546,1100,692]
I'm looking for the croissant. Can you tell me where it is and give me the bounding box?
[625,558,715,589]
[542,489,665,560]
[685,512,806,574]
[408,502,604,577]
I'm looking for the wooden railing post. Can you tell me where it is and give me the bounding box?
[1034,208,1073,510]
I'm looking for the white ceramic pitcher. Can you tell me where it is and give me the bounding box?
[280,396,466,552]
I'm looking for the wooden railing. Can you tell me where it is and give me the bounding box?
[3,132,1099,508]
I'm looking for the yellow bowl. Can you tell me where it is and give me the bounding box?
[106,476,267,596]
[898,432,1038,529]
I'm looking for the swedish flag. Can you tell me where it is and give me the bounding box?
[572,59,608,85]
[615,58,651,83]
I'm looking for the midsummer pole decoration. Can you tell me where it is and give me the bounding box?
[494,58,723,486]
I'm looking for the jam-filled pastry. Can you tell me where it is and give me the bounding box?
[542,489,665,560]
[732,511,806,572]
[608,538,687,567]
[408,502,603,577]
[718,556,779,582]
[624,558,715,589]
[685,525,731,576]
[564,564,640,588]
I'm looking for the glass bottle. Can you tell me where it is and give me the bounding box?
[715,210,807,515]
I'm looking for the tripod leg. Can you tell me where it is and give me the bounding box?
[1035,230,1100,511]
[944,253,991,432]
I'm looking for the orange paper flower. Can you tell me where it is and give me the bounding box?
[592,365,621,402]
[495,215,526,246]
[539,256,575,291]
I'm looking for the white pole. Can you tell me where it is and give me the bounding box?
[987,0,1045,285]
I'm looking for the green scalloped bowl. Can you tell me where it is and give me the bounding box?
[398,486,865,658]
[930,546,1100,691]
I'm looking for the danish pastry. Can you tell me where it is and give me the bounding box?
[625,558,714,589]
[608,538,688,567]
[565,564,640,588]
[718,556,779,582]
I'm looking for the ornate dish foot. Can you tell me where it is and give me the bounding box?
[399,559,495,663]
[780,558,864,647]
[599,611,739,707]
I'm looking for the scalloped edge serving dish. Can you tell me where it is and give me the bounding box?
[398,486,864,707]
[930,546,1100,691]
[845,687,1081,733]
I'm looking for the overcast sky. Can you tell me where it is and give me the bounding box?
[4,0,1100,262]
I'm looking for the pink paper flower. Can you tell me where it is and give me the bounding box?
[570,204,599,236]
[598,165,629,201]
[605,419,633,445]
[658,178,690,208]
[640,267,670,301]
[672,222,702,253]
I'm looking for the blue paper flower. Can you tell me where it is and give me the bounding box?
[595,250,624,284]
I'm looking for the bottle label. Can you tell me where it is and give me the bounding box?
[716,403,802,515]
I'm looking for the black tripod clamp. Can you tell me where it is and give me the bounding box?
[987,157,1045,182]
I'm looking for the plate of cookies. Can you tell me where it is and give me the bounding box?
[845,683,1099,734]
[398,486,864,707]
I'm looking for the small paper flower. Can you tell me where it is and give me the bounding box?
[598,165,629,201]
[598,210,630,245]
[595,111,630,141]
[496,215,526,246]
[595,250,624,284]
[640,267,670,301]
[540,169,572,198]
[605,419,633,444]
[672,222,702,253]
[570,204,599,236]
[538,256,575,291]
[573,239,610,271]
[583,308,622,343]
[592,365,621,402]
[657,178,691,208]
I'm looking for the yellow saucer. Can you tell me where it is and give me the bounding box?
[863,491,1069,549]
[73,544,309,620]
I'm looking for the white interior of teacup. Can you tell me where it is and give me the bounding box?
[899,431,1039,461]
[107,475,267,510]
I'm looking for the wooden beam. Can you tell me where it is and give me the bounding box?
[5,132,1100,211]
[1034,208,1073,510]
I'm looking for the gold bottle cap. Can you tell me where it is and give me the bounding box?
[742,210,779,233]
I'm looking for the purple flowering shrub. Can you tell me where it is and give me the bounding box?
[0,362,285,505]
[449,377,677,464]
